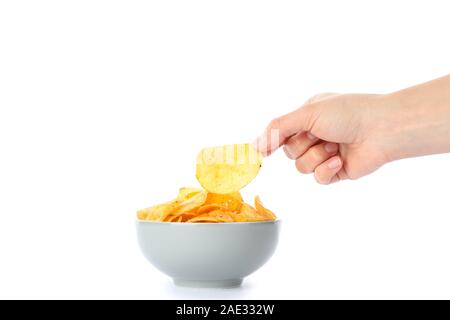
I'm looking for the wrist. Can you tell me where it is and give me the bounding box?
[379,77,450,162]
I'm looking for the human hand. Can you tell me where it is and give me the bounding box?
[254,76,450,184]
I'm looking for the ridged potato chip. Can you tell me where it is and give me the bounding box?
[196,144,262,194]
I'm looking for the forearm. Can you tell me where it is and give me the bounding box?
[381,75,450,161]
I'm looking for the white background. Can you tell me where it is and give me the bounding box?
[1,0,450,299]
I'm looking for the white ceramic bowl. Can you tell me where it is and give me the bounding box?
[137,220,280,288]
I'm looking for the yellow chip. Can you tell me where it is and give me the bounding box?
[254,196,277,220]
[173,190,208,214]
[177,187,203,201]
[196,144,262,194]
[239,203,265,221]
[137,200,179,221]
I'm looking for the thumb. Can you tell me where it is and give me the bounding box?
[253,105,314,156]
[254,93,338,156]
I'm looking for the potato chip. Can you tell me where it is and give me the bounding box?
[196,204,229,214]
[255,196,277,220]
[196,144,262,194]
[173,213,197,222]
[187,210,234,223]
[207,210,234,223]
[239,203,271,222]
[137,200,179,221]
[177,187,203,200]
[172,190,207,214]
[167,215,181,222]
[204,192,243,211]
[227,211,247,222]
[187,215,220,223]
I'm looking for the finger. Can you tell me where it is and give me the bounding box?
[314,156,343,185]
[336,168,349,180]
[254,105,314,156]
[329,175,340,184]
[283,131,320,160]
[295,142,339,174]
[254,93,340,156]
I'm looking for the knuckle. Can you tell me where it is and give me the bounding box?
[304,92,337,109]
[306,93,329,104]
[286,133,302,148]
[284,135,304,159]
[309,146,324,162]
[283,145,296,160]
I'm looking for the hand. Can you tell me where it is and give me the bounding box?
[254,75,450,184]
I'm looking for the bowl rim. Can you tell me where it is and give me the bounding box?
[136,219,280,226]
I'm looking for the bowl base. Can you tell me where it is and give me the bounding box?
[173,278,243,288]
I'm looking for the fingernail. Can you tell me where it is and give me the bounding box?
[327,157,341,169]
[306,132,317,141]
[324,143,338,153]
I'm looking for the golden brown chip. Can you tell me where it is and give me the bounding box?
[227,211,247,222]
[187,215,220,223]
[205,192,243,211]
[137,209,148,220]
[166,215,180,222]
[196,204,229,214]
[176,213,197,222]
[240,203,271,222]
[254,196,277,220]
[206,210,234,222]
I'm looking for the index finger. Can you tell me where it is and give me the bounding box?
[253,106,313,156]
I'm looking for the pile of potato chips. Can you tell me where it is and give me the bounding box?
[137,188,276,223]
[137,143,276,223]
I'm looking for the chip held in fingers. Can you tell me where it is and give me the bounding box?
[196,143,263,194]
[137,188,276,223]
